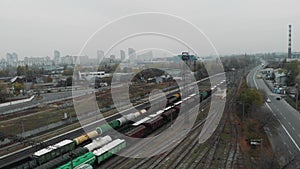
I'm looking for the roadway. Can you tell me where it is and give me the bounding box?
[247,64,300,167]
[0,87,111,115]
[0,92,72,115]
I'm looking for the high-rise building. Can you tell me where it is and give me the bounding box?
[97,50,104,64]
[0,58,7,69]
[61,55,75,65]
[6,52,18,66]
[110,55,116,60]
[288,25,292,58]
[137,51,153,61]
[128,48,136,62]
[24,56,52,66]
[120,50,126,61]
[54,50,60,65]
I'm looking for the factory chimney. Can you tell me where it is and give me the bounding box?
[288,25,292,58]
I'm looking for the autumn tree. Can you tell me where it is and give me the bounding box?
[0,84,9,103]
[284,60,300,86]
[238,84,264,116]
[0,69,10,77]
[63,67,74,76]
[16,66,26,76]
[240,88,264,106]
[13,82,25,95]
[66,76,73,86]
[43,75,53,83]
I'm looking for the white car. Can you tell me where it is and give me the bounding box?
[266,98,271,103]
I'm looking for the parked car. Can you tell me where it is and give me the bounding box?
[266,98,271,103]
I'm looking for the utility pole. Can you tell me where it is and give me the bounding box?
[242,102,245,121]
[20,118,25,137]
[232,101,245,121]
[260,138,263,167]
[296,84,299,110]
[182,52,189,123]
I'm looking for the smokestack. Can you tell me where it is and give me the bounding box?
[288,25,292,58]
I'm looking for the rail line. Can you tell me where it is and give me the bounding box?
[101,100,210,169]
[102,99,219,169]
[142,110,206,169]
[185,74,242,169]
[0,72,226,169]
[127,67,247,169]
[99,79,228,169]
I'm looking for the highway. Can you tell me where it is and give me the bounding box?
[247,64,300,166]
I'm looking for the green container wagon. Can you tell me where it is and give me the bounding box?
[56,152,95,169]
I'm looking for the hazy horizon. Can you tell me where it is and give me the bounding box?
[1,0,299,59]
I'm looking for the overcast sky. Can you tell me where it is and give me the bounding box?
[0,0,299,58]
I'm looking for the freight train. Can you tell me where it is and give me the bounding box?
[6,87,212,169]
[56,139,126,169]
[73,92,183,145]
[34,136,112,169]
[73,109,147,145]
[10,136,112,169]
[125,97,196,139]
[126,108,179,138]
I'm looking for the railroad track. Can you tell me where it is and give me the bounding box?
[189,102,231,169]
[195,136,221,168]
[138,67,248,169]
[103,119,178,168]
[0,72,228,169]
[201,101,238,169]
[234,145,247,169]
[140,113,206,169]
[225,105,239,169]
[99,100,211,169]
[188,74,243,169]
[226,102,246,169]
[100,84,229,168]
[179,90,235,169]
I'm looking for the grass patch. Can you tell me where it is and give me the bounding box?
[283,95,297,110]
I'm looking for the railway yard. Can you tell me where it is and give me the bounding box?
[98,75,239,169]
[0,67,276,169]
[1,1,298,168]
